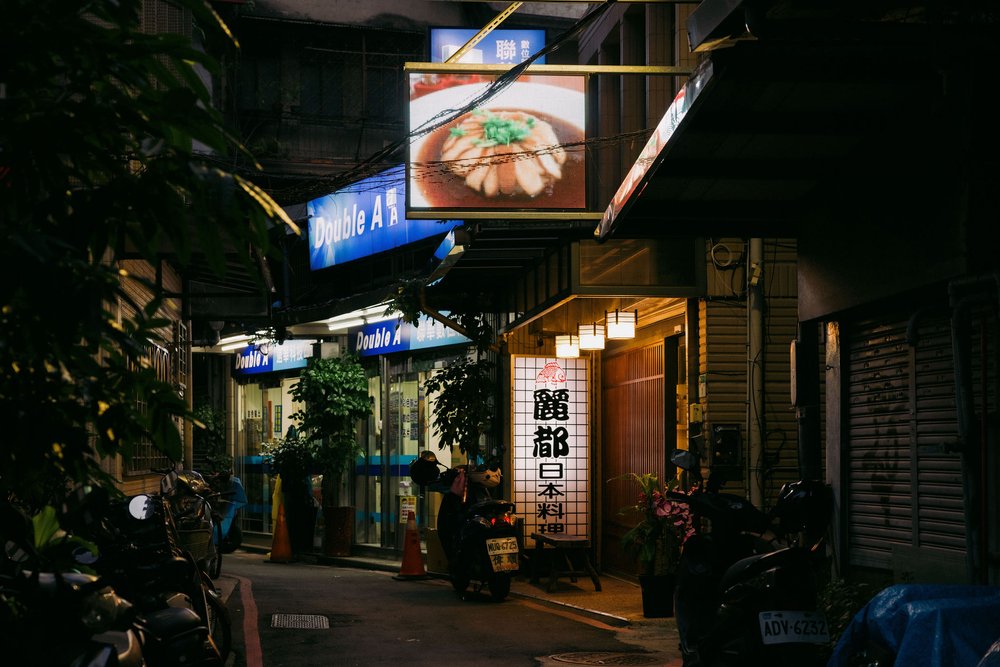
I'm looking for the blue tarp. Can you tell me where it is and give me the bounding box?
[828,584,1000,667]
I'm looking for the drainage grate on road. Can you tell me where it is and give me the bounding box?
[271,613,330,629]
[549,652,663,665]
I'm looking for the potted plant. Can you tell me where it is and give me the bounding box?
[262,435,321,554]
[422,356,495,464]
[289,355,373,556]
[618,472,695,617]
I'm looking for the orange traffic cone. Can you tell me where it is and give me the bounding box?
[267,501,293,563]
[393,511,428,580]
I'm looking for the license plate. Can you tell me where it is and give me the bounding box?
[486,537,519,572]
[759,611,830,645]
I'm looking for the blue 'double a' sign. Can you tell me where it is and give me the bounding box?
[306,165,461,271]
[350,315,469,357]
[233,340,314,377]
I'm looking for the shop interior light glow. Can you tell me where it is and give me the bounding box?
[326,302,396,331]
[578,323,605,350]
[606,309,637,340]
[555,334,580,358]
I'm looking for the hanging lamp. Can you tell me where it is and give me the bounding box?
[606,309,637,340]
[555,334,580,358]
[578,323,606,350]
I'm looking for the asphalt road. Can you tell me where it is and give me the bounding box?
[222,551,666,667]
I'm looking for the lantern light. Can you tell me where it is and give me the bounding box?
[578,323,606,350]
[555,334,580,358]
[606,309,637,340]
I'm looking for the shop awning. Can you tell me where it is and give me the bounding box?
[595,3,971,241]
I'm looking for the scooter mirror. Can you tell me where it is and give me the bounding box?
[670,449,697,471]
[128,495,155,521]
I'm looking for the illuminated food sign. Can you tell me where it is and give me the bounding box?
[429,28,546,64]
[306,164,461,271]
[406,70,587,218]
[512,356,589,539]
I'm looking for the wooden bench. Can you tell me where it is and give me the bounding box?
[528,532,602,592]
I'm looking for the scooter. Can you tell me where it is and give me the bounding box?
[409,451,520,602]
[79,487,231,663]
[158,468,219,579]
[1,492,225,667]
[205,472,247,556]
[669,449,833,667]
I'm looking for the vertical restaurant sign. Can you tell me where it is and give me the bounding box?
[512,356,589,539]
[306,164,461,271]
[232,340,315,377]
[429,28,546,64]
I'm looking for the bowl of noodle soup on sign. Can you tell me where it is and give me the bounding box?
[408,76,586,211]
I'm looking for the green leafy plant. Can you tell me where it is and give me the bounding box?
[423,357,495,462]
[0,0,296,510]
[384,278,426,327]
[262,436,320,480]
[616,473,695,576]
[288,356,373,505]
[193,404,232,474]
[818,577,876,645]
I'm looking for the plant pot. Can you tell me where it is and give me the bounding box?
[282,479,317,554]
[639,573,676,618]
[323,505,354,556]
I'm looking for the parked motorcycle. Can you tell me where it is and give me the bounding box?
[1,492,225,667]
[64,483,230,663]
[158,468,220,579]
[668,449,833,667]
[410,451,520,602]
[205,471,247,556]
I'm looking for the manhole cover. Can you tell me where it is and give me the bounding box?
[549,652,662,665]
[271,614,329,629]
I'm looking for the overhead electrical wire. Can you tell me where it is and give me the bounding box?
[263,0,621,205]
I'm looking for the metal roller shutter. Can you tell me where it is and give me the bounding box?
[846,310,966,572]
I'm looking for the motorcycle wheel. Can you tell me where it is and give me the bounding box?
[204,530,222,580]
[487,573,510,602]
[205,587,231,662]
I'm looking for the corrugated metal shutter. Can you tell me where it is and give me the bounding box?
[846,311,965,570]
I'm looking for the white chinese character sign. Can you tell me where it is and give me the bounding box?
[512,356,589,539]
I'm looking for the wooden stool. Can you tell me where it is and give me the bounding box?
[529,532,602,592]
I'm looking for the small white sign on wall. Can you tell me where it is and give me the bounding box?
[512,356,589,539]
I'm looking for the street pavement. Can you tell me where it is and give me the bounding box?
[214,537,684,666]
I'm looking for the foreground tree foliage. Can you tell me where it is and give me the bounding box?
[0,0,295,508]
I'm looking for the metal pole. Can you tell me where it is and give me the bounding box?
[748,238,764,508]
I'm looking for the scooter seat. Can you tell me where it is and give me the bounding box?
[718,546,806,593]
